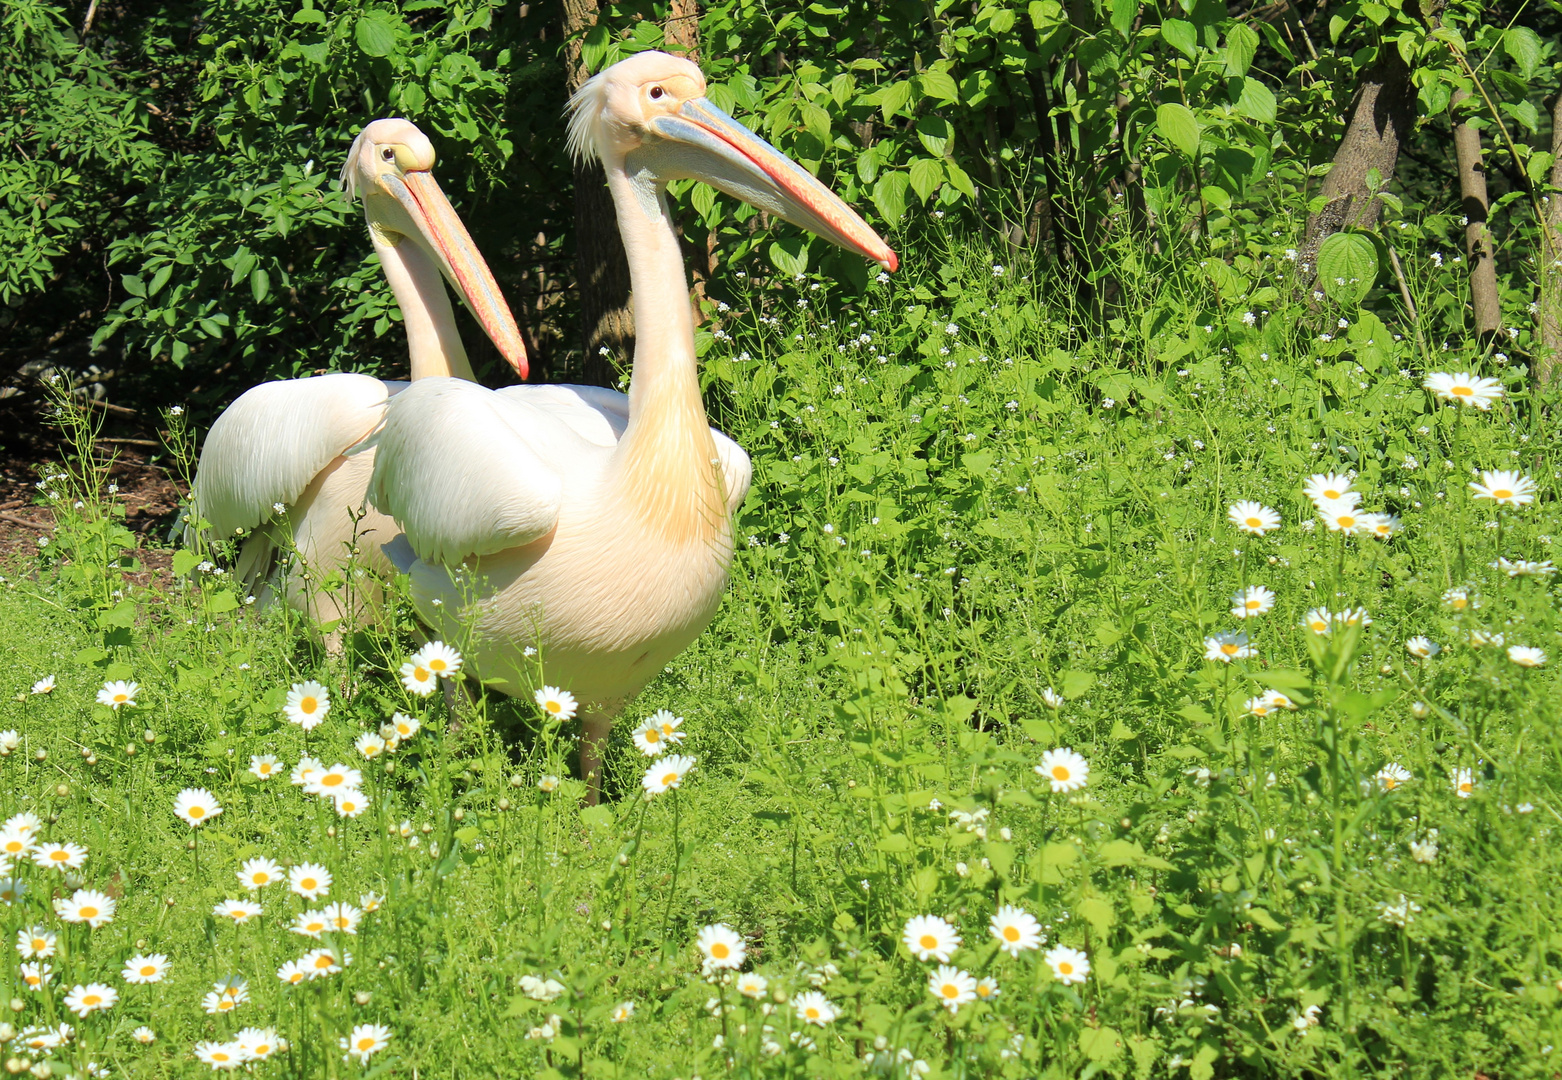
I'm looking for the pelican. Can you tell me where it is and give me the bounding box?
[187,119,526,633]
[368,52,895,797]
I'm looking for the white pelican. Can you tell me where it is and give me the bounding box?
[188,119,526,633]
[368,52,895,796]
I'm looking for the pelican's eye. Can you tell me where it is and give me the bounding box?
[382,147,396,162]
[649,85,664,99]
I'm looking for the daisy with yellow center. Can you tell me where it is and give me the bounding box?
[610,1002,635,1023]
[1303,473,1357,506]
[695,923,745,971]
[1302,608,1332,634]
[1508,645,1547,668]
[1230,585,1275,620]
[354,732,386,760]
[989,905,1043,957]
[1442,587,1474,610]
[1204,631,1255,662]
[1405,636,1440,659]
[283,681,330,730]
[792,991,837,1026]
[31,841,87,870]
[534,685,578,720]
[237,857,283,891]
[1261,689,1297,711]
[55,888,115,927]
[631,717,666,756]
[249,754,281,779]
[341,1023,391,1063]
[236,1027,282,1061]
[201,990,240,1014]
[736,973,768,998]
[323,902,363,934]
[1375,764,1411,791]
[304,763,362,797]
[173,787,222,827]
[928,965,976,1012]
[1035,747,1090,793]
[1245,696,1272,718]
[1316,498,1365,534]
[276,960,308,986]
[902,914,961,962]
[1424,371,1503,409]
[96,680,138,709]
[193,1042,242,1068]
[641,753,696,795]
[399,661,437,697]
[652,709,686,745]
[121,953,169,984]
[333,789,370,817]
[0,827,33,858]
[289,862,332,900]
[20,961,52,990]
[291,756,325,786]
[1451,768,1476,798]
[16,926,55,959]
[1469,469,1537,506]
[974,975,1001,1001]
[1045,944,1090,985]
[411,641,462,678]
[291,911,329,939]
[1227,501,1280,535]
[213,899,262,924]
[132,1027,156,1044]
[391,713,421,740]
[64,982,117,1017]
[303,947,348,977]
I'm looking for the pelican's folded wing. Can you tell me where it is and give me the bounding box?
[494,382,629,447]
[367,377,564,565]
[191,373,390,536]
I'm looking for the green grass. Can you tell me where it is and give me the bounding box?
[3,228,1562,1079]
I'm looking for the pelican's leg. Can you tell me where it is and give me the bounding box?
[442,676,477,733]
[580,709,615,805]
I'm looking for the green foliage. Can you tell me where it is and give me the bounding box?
[5,239,1562,1075]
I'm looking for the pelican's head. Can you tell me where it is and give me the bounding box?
[342,118,528,378]
[567,52,897,272]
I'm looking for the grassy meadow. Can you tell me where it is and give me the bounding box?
[3,224,1562,1079]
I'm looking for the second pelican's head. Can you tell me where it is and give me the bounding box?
[566,52,897,272]
[342,119,528,378]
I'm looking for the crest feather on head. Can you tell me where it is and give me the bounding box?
[340,127,369,200]
[565,68,612,167]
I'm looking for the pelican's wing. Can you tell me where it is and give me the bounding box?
[493,382,629,447]
[713,429,752,516]
[367,377,566,565]
[190,373,389,537]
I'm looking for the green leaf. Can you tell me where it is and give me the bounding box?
[875,833,910,853]
[872,171,910,222]
[943,161,976,199]
[579,805,613,830]
[355,9,400,57]
[1160,18,1198,59]
[1527,151,1555,185]
[1078,1025,1123,1064]
[1316,232,1378,305]
[767,239,808,278]
[147,264,172,298]
[915,115,954,157]
[1224,23,1258,75]
[1110,0,1138,38]
[908,157,943,202]
[1078,896,1116,933]
[121,274,145,298]
[1234,78,1276,124]
[400,82,427,113]
[873,80,911,122]
[801,102,832,147]
[206,592,240,614]
[1503,26,1542,79]
[1501,100,1540,134]
[916,69,959,103]
[1155,102,1200,159]
[171,549,201,577]
[291,7,326,22]
[1189,1043,1220,1080]
[249,268,270,303]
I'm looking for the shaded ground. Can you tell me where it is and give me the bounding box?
[0,396,185,585]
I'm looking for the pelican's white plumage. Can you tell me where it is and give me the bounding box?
[367,52,891,797]
[186,119,525,629]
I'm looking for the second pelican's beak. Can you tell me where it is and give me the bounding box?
[642,99,897,273]
[381,169,529,379]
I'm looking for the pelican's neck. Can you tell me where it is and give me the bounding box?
[370,228,476,382]
[605,163,725,545]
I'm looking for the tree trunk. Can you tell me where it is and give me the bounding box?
[663,0,699,57]
[1449,88,1500,338]
[1298,47,1418,279]
[1016,18,1076,272]
[562,0,634,386]
[1538,91,1562,384]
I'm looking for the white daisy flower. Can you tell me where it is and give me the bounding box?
[927,965,976,1012]
[0,730,18,755]
[1424,371,1503,409]
[1316,498,1367,534]
[1302,607,1333,634]
[1044,944,1090,984]
[412,641,462,678]
[1204,631,1254,662]
[30,676,55,695]
[304,763,361,797]
[235,1027,282,1061]
[792,991,837,1026]
[193,1041,244,1068]
[1507,645,1547,668]
[323,902,362,934]
[290,756,325,786]
[1303,473,1357,505]
[96,680,138,709]
[291,910,329,938]
[340,1023,391,1063]
[276,960,308,986]
[398,660,437,697]
[695,924,746,971]
[610,1001,635,1023]
[237,857,283,891]
[1442,587,1475,610]
[289,862,332,899]
[63,982,118,1016]
[641,753,696,795]
[19,961,53,991]
[173,788,222,827]
[213,899,262,924]
[332,789,370,817]
[32,841,87,870]
[989,905,1043,957]
[391,713,421,741]
[1035,747,1090,792]
[1365,512,1402,540]
[0,826,34,858]
[16,926,55,958]
[902,915,961,962]
[631,716,668,756]
[283,681,330,729]
[1040,686,1064,710]
[1469,469,1537,506]
[121,953,169,984]
[535,685,578,720]
[1405,637,1439,658]
[1375,763,1411,791]
[651,708,686,745]
[303,947,349,977]
[1452,768,1477,798]
[1261,689,1297,711]
[1227,501,1280,535]
[353,732,387,760]
[131,1026,156,1044]
[248,754,281,779]
[736,973,768,998]
[1230,585,1275,619]
[55,888,115,927]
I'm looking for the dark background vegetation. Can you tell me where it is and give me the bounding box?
[1,0,1559,426]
